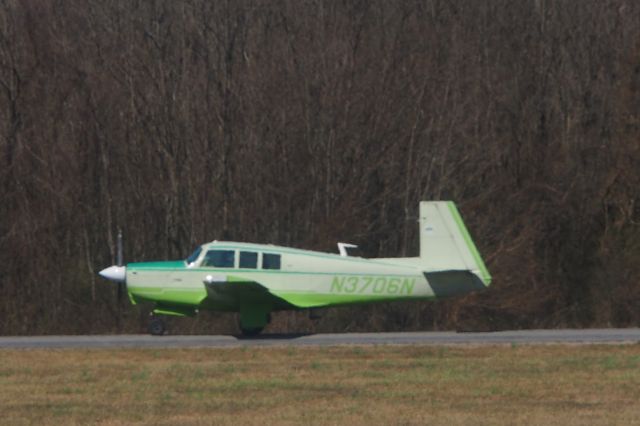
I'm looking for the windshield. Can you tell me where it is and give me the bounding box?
[185,246,203,265]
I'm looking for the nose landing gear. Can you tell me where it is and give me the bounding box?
[148,316,167,336]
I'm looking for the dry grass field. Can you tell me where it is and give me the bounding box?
[1,344,639,425]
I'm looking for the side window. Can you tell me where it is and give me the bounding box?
[262,253,281,270]
[202,250,235,268]
[239,251,258,269]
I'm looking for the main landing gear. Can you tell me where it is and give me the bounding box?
[238,306,271,337]
[147,307,272,337]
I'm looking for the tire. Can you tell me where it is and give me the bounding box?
[148,317,166,336]
[240,327,263,337]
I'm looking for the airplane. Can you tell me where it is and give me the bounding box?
[99,201,491,336]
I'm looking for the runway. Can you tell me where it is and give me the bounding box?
[1,329,639,349]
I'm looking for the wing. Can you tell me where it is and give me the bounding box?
[204,275,299,310]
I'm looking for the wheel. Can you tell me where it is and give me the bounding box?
[148,317,166,336]
[237,308,270,336]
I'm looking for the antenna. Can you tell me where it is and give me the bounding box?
[337,242,358,257]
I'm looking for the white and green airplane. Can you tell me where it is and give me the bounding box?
[99,201,491,335]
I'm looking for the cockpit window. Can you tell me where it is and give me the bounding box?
[202,250,235,268]
[186,246,202,265]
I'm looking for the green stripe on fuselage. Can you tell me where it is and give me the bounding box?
[128,287,206,305]
[271,291,433,308]
[128,261,186,270]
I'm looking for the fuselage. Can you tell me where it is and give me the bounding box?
[126,241,433,313]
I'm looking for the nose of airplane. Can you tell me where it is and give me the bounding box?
[99,265,126,282]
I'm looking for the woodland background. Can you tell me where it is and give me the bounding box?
[1,0,639,335]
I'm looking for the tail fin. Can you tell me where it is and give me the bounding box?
[419,201,491,286]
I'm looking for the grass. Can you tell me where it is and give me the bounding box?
[1,344,639,425]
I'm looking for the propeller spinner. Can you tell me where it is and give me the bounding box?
[98,265,126,282]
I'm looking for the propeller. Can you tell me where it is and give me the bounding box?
[117,229,124,302]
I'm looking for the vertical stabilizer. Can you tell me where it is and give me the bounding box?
[419,201,491,286]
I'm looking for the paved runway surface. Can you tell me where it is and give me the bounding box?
[1,329,639,349]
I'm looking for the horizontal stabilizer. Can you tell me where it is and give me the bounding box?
[424,270,486,298]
